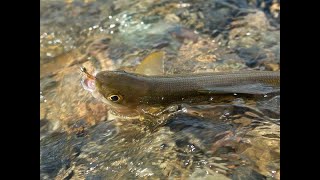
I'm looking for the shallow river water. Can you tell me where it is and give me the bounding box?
[40,0,280,179]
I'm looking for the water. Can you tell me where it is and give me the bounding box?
[40,0,280,179]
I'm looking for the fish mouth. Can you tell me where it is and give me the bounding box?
[81,77,96,92]
[80,67,98,93]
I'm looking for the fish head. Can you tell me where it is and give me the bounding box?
[80,50,166,117]
[82,70,149,116]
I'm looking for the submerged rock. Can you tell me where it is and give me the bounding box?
[40,0,280,179]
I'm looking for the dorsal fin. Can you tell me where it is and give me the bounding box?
[135,51,165,76]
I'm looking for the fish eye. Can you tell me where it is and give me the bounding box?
[107,94,122,102]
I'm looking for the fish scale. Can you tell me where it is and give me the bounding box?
[93,70,280,110]
[146,71,280,94]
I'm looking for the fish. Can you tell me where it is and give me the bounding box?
[81,51,280,117]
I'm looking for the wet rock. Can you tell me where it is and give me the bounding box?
[166,114,234,152]
[40,50,81,78]
[112,0,137,11]
[68,119,89,137]
[89,22,177,69]
[168,26,199,43]
[239,124,280,177]
[186,0,236,35]
[168,37,218,73]
[55,163,75,180]
[264,63,279,71]
[236,47,267,67]
[232,166,267,180]
[164,13,180,23]
[86,121,119,145]
[40,132,77,178]
[275,170,280,180]
[257,95,280,118]
[40,0,112,61]
[227,10,280,68]
[40,64,108,131]
[270,2,280,19]
[40,104,47,120]
[247,0,280,23]
[40,78,58,93]
[40,119,61,140]
[190,168,230,180]
[233,117,252,127]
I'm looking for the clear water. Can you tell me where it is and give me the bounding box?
[40,0,280,179]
